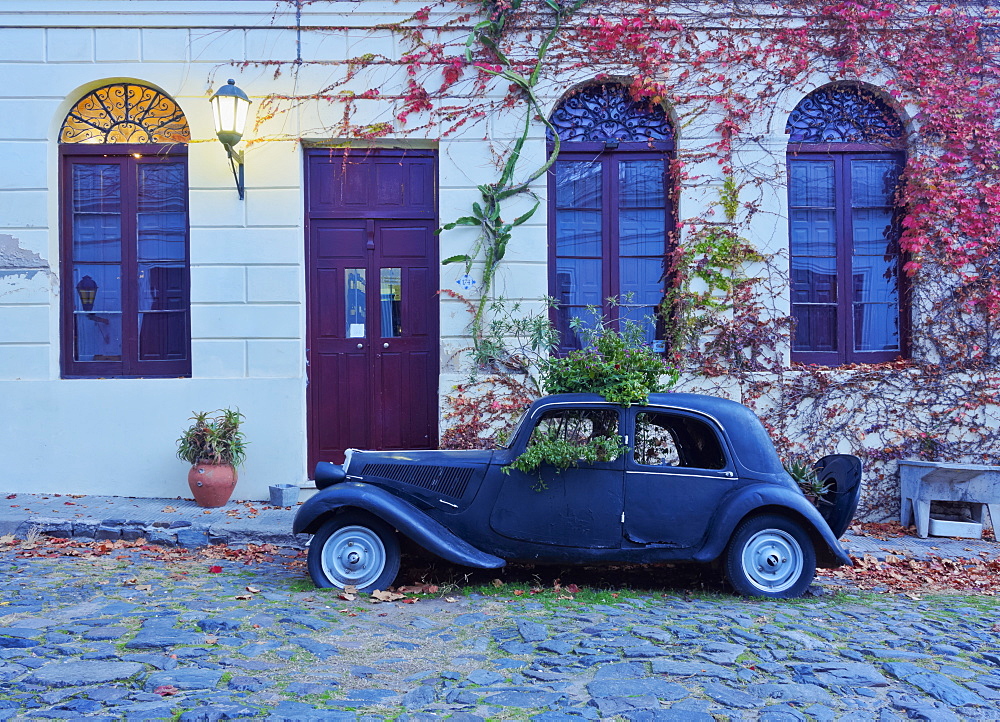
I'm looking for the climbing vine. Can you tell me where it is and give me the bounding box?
[245,0,1000,519]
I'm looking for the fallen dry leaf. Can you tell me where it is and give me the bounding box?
[397,584,439,594]
[208,565,222,573]
[338,592,356,602]
[491,578,504,588]
[154,685,179,697]
[444,596,458,603]
[371,589,406,602]
[135,585,152,592]
[402,597,418,604]
[234,594,253,600]
[161,506,177,513]
[245,585,260,594]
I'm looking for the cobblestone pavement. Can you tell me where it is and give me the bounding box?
[2,549,1000,721]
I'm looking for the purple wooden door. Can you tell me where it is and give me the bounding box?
[306,150,438,466]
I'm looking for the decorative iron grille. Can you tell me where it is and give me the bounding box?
[548,83,673,143]
[60,83,190,144]
[786,85,903,144]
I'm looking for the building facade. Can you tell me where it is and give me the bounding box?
[1,1,996,515]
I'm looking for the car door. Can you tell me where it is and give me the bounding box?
[623,408,738,548]
[489,406,625,548]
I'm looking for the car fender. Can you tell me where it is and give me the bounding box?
[293,482,506,570]
[694,484,852,567]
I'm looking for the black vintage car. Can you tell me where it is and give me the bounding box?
[293,393,861,598]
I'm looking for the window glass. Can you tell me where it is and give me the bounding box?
[786,86,905,365]
[528,409,621,461]
[345,268,366,338]
[547,84,673,356]
[634,412,727,470]
[380,267,402,338]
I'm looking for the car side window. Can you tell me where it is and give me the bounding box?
[634,412,727,470]
[528,409,621,460]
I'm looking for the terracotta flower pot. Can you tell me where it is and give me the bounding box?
[188,463,238,508]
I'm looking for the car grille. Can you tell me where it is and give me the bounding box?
[361,463,474,500]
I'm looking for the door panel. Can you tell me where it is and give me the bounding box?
[306,150,438,466]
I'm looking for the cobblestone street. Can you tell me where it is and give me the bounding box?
[2,546,1000,720]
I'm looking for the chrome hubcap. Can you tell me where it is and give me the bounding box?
[321,525,386,589]
[741,529,803,593]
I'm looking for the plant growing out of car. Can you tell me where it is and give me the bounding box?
[539,303,677,406]
[785,457,831,503]
[508,415,626,484]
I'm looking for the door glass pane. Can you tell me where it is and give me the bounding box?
[139,263,186,311]
[619,160,665,207]
[137,163,186,261]
[555,210,602,256]
[555,161,602,208]
[139,311,186,360]
[791,257,837,303]
[854,303,900,351]
[555,259,601,306]
[852,256,899,305]
[851,160,899,207]
[789,160,834,207]
[555,161,603,257]
[72,164,123,363]
[72,165,121,263]
[345,268,366,338]
[792,305,837,351]
[75,313,122,361]
[790,209,836,256]
[634,412,726,469]
[380,268,402,338]
[619,209,665,255]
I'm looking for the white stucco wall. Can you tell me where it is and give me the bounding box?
[0,1,791,499]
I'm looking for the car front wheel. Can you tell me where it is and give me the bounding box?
[307,511,401,592]
[724,513,815,598]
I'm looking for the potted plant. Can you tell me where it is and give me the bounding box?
[785,457,831,506]
[177,408,247,508]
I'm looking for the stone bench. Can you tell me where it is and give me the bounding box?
[899,460,1000,538]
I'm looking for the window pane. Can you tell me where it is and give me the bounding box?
[73,165,121,264]
[634,413,726,469]
[555,306,592,351]
[619,258,663,305]
[791,257,837,303]
[73,265,120,313]
[789,161,834,207]
[854,303,899,351]
[530,409,620,458]
[73,164,121,214]
[618,305,658,344]
[345,268,366,338]
[790,209,836,256]
[75,312,122,361]
[555,209,602,256]
[852,209,896,255]
[137,163,186,261]
[138,263,186,311]
[380,267,402,338]
[852,256,899,305]
[619,160,665,207]
[792,305,837,351]
[555,161,601,208]
[554,259,601,306]
[619,209,665,255]
[139,311,187,360]
[852,160,899,207]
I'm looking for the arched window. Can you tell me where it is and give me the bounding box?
[786,84,906,365]
[547,84,675,353]
[59,83,191,378]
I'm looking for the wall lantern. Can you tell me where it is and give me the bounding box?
[76,274,98,311]
[209,79,251,200]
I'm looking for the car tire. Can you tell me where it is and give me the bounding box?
[723,513,816,598]
[307,510,401,592]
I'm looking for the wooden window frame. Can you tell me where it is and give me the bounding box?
[60,144,191,379]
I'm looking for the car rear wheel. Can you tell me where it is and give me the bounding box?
[307,511,400,592]
[724,513,815,598]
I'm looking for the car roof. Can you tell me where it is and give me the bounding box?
[531,392,786,475]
